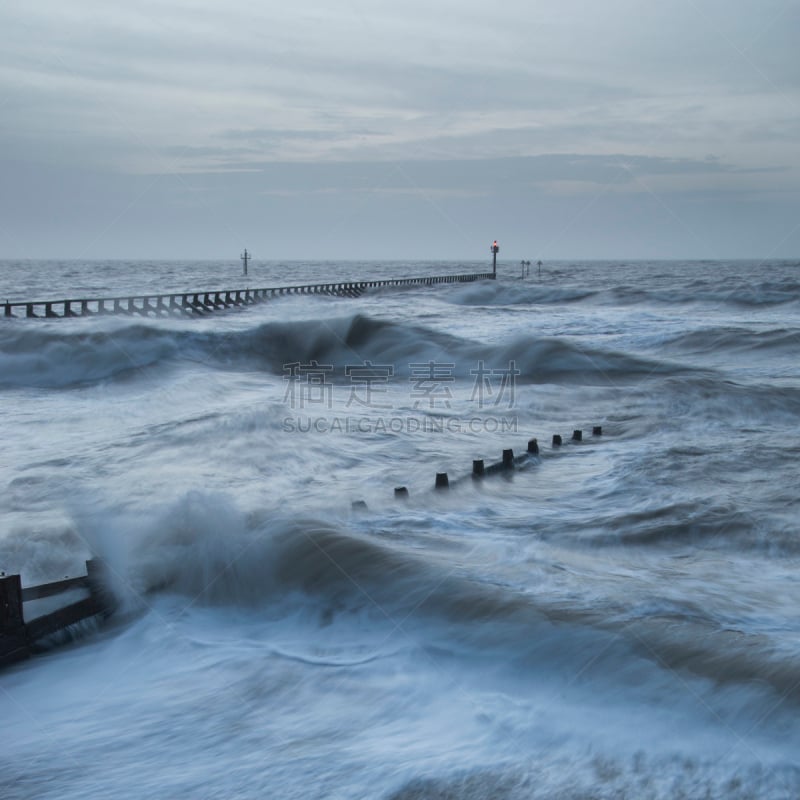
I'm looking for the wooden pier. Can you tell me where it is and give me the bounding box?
[2,270,495,320]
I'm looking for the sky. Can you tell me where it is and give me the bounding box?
[0,0,798,261]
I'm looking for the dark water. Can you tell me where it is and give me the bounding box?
[1,259,799,798]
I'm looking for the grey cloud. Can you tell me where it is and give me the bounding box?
[218,129,374,143]
[1,0,798,260]
[174,154,775,192]
[2,151,798,261]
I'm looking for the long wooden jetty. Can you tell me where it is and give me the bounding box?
[3,270,495,320]
[0,559,114,668]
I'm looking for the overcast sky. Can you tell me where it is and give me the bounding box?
[1,0,798,260]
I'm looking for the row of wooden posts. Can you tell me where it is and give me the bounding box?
[3,271,495,319]
[0,559,113,669]
[352,426,603,509]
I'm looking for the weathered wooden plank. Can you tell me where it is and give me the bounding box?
[21,575,88,602]
[25,596,105,642]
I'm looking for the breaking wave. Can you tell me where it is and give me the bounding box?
[0,314,688,388]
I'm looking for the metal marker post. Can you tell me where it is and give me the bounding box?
[241,248,251,277]
[491,240,499,277]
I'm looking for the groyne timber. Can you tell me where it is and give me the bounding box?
[1,560,114,668]
[3,270,495,319]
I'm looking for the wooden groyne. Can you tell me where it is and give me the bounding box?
[3,271,495,320]
[0,559,114,668]
[355,426,603,508]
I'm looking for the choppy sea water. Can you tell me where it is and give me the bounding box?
[1,259,799,799]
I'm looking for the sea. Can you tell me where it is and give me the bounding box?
[1,258,799,799]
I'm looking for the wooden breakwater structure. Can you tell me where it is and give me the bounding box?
[0,559,114,668]
[3,270,496,320]
[353,426,603,509]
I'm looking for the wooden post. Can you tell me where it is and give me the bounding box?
[0,574,25,631]
[85,559,101,588]
[85,559,113,615]
[0,572,29,666]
